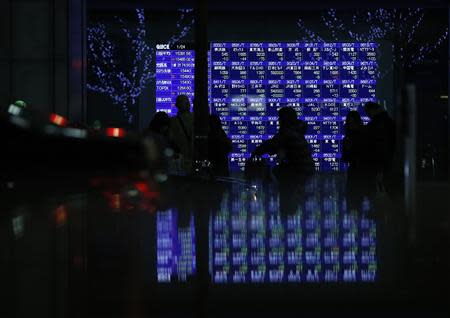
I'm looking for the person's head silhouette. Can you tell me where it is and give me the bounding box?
[278,107,298,128]
[363,102,382,120]
[175,95,191,114]
[345,110,363,131]
[149,111,170,135]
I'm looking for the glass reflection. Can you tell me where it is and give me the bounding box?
[156,209,196,282]
[157,176,376,283]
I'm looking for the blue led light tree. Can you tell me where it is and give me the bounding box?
[297,8,448,78]
[87,9,194,123]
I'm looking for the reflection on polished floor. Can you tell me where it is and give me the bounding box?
[157,176,377,283]
[1,174,448,317]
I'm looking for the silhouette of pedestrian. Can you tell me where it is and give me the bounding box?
[342,110,365,170]
[208,115,232,177]
[144,111,173,174]
[146,111,170,138]
[168,95,194,173]
[251,107,314,179]
[343,110,372,209]
[363,102,396,190]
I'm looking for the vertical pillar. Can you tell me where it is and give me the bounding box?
[10,0,53,114]
[193,0,209,162]
[448,4,450,180]
[0,0,11,107]
[68,0,87,123]
[194,5,210,317]
[404,84,417,244]
[0,0,85,122]
[54,0,69,117]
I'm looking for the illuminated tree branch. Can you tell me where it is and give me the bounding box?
[297,8,448,78]
[87,8,194,123]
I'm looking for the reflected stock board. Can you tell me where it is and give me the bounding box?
[156,177,377,283]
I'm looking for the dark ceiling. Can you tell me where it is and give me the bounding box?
[88,0,450,10]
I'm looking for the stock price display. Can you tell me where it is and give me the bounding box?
[156,43,195,114]
[156,42,377,172]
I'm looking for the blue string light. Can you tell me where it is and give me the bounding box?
[87,8,194,123]
[297,8,448,79]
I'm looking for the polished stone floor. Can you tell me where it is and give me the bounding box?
[1,174,448,317]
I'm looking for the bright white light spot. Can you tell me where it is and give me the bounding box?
[164,148,174,157]
[155,173,168,183]
[63,128,87,139]
[8,104,22,116]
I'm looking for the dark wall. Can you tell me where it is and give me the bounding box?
[0,0,86,122]
[413,57,449,180]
